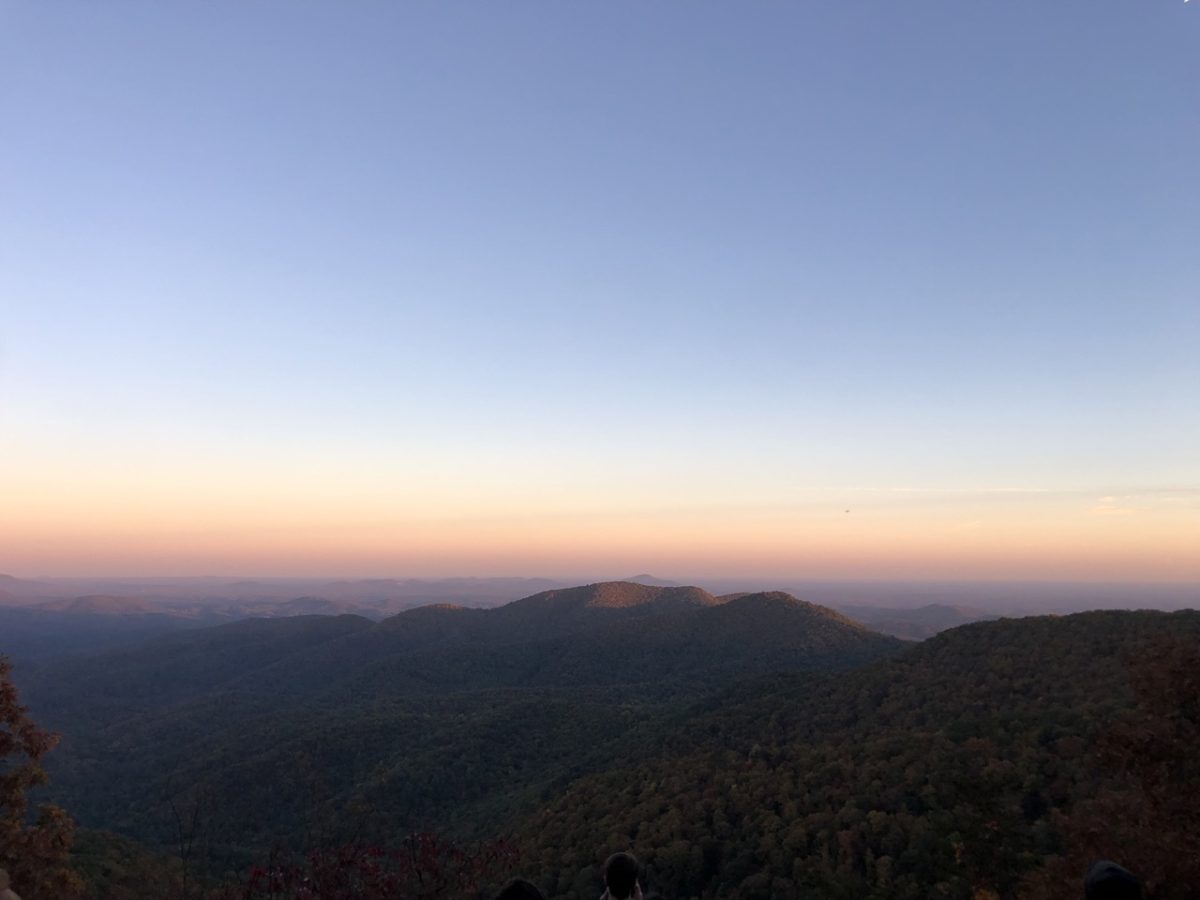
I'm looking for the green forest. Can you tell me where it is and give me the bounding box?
[2,587,1198,898]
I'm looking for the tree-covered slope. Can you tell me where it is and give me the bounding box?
[16,583,899,860]
[12,604,1199,899]
[22,614,376,726]
[512,610,1200,900]
[0,606,214,666]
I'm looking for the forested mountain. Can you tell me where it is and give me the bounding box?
[23,584,898,715]
[514,610,1200,900]
[0,605,226,666]
[15,583,900,865]
[9,591,1197,899]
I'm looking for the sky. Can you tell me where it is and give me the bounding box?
[1,1,1197,581]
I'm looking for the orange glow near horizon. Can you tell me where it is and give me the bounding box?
[3,456,1197,581]
[4,2,1198,587]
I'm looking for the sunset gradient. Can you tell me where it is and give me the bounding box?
[2,2,1197,581]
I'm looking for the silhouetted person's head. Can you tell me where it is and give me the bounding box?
[604,851,640,900]
[494,878,547,900]
[1084,861,1142,900]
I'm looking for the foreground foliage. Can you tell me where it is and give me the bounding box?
[1020,636,1200,899]
[0,656,81,900]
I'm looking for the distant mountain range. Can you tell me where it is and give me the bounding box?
[24,582,903,711]
[6,581,1197,897]
[0,573,59,602]
[4,571,1194,642]
[8,577,964,666]
[835,603,996,640]
[0,576,574,664]
[17,581,902,854]
[0,573,569,610]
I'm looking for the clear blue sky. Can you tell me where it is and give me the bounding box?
[1,2,1197,579]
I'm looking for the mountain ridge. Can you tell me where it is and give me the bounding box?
[18,581,903,854]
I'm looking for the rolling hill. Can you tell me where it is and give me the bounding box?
[514,609,1200,899]
[6,593,1197,898]
[16,582,901,858]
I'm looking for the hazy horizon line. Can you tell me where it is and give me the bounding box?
[7,572,1200,588]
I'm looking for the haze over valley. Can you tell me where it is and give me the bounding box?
[5,572,1195,666]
